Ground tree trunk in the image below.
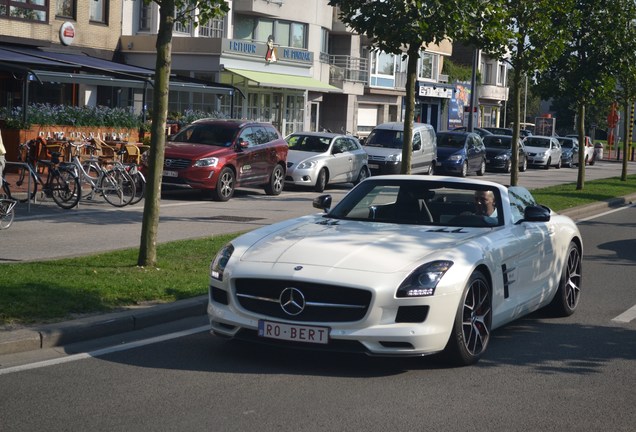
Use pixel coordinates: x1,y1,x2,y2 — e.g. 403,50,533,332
576,103,585,190
401,45,419,175
510,67,523,186
137,1,175,267
622,100,630,181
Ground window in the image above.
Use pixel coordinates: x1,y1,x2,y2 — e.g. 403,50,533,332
56,0,74,19
497,64,506,86
483,63,493,85
174,5,192,34
89,0,108,24
373,52,395,76
199,17,224,38
139,1,151,31
419,52,433,80
1,0,48,22
234,15,307,48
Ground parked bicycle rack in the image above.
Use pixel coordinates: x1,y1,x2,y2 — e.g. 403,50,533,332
5,161,33,212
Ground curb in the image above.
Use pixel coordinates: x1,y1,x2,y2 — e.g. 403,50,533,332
2,193,635,357
0,296,208,356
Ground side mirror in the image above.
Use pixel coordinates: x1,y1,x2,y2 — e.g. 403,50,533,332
313,194,332,212
523,205,551,222
237,139,249,150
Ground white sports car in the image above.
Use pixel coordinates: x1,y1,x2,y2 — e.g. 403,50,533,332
207,176,582,366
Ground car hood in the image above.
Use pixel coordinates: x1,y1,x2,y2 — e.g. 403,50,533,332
239,217,483,273
165,141,233,158
287,150,327,165
362,146,402,157
437,146,463,160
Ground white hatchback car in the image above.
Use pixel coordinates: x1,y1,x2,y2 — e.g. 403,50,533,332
524,135,562,169
285,132,369,192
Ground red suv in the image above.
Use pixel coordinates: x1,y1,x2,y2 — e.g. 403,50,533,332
161,119,288,201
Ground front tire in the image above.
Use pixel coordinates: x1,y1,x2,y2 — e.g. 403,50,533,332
547,242,582,316
264,164,284,196
354,166,370,184
544,157,551,170
520,156,528,172
477,159,486,176
459,161,468,178
314,168,328,192
211,167,235,202
50,168,81,209
442,270,492,366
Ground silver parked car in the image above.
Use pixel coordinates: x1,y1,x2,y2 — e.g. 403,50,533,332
285,132,370,192
524,135,562,169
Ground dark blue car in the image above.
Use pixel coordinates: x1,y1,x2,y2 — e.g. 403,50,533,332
435,131,487,177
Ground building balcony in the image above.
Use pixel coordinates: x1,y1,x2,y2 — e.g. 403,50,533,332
326,54,368,88
479,84,509,101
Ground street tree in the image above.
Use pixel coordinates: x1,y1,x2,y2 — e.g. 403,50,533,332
328,0,507,175
610,0,636,181
492,0,571,186
536,0,627,190
138,0,229,267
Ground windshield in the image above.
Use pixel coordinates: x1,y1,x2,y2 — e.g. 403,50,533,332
324,179,503,227
437,134,466,148
171,124,236,147
483,136,511,149
558,139,575,148
365,129,404,149
286,135,331,152
525,138,550,148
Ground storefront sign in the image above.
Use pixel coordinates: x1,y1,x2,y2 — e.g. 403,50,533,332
59,22,75,46
418,85,453,99
223,39,312,65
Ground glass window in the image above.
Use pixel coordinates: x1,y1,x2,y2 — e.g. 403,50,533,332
255,19,273,43
374,52,395,76
56,0,74,18
290,22,306,48
89,0,107,23
139,2,151,31
199,17,224,38
234,15,255,40
275,21,290,47
2,0,48,21
419,53,433,80
174,5,192,34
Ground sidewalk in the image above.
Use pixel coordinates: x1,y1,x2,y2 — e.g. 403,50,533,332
2,192,636,357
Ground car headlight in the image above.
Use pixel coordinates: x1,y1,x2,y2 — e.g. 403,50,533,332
297,160,317,169
194,157,219,168
386,153,402,162
210,243,234,281
396,260,453,297
449,154,463,161
494,154,509,160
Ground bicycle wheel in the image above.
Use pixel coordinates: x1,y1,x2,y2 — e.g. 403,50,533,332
0,200,15,229
100,168,135,207
128,169,146,205
14,165,38,203
49,168,81,209
79,161,101,199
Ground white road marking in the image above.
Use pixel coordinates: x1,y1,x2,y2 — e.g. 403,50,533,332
612,305,636,323
0,325,208,376
578,203,636,222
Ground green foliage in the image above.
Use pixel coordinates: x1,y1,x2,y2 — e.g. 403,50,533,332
442,59,474,83
0,104,143,129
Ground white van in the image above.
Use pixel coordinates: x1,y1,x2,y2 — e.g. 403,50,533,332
362,122,437,175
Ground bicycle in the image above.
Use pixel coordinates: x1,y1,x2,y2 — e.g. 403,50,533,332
64,140,136,207
13,138,81,210
1,177,18,229
110,143,146,205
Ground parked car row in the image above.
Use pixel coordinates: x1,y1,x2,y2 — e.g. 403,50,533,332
156,118,598,202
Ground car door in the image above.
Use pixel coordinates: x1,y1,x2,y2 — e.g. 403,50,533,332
328,137,355,183
466,134,482,171
235,126,263,184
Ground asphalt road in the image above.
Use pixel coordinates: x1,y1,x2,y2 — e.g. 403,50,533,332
1,158,635,263
0,205,634,432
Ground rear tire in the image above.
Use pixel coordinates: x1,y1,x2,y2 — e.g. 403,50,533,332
264,164,284,196
0,200,15,229
128,170,146,205
442,270,492,366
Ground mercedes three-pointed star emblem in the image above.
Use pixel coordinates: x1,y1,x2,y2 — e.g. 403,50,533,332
279,287,306,316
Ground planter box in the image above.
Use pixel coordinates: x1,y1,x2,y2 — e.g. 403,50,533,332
0,125,139,163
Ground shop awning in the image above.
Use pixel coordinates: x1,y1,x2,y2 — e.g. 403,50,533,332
225,67,341,93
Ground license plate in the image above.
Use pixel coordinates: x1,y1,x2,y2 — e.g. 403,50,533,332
163,170,178,177
368,163,379,169
258,320,329,344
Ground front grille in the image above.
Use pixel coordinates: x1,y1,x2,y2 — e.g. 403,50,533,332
164,158,191,169
234,278,371,323
367,155,387,162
